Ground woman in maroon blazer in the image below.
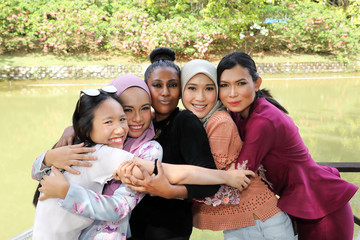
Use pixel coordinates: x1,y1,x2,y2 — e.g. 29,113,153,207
217,51,358,240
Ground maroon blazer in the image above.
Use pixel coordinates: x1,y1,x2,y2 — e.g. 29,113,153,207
231,97,358,219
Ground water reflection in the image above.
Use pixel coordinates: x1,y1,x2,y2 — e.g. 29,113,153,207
0,74,359,239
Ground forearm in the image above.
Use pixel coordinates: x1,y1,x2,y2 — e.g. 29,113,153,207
127,158,188,199
158,184,188,199
61,184,142,222
132,158,229,185
162,164,229,185
132,157,156,178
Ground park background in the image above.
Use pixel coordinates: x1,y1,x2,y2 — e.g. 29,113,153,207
1,0,360,239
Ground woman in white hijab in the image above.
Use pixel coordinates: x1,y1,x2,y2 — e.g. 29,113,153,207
180,59,295,240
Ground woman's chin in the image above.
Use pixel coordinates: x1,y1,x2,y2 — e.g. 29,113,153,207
128,131,143,138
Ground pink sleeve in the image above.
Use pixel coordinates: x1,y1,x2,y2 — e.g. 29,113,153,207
236,116,275,171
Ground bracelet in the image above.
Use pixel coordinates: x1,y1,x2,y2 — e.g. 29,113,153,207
153,159,159,175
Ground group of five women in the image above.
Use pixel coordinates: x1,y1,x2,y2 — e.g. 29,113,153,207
32,47,358,240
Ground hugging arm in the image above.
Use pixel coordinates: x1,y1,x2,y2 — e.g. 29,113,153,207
31,143,97,181
38,167,143,222
62,184,144,222
115,158,255,191
38,141,163,221
115,160,188,199
115,112,254,197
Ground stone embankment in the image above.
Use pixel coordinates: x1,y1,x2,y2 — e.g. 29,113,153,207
1,61,360,80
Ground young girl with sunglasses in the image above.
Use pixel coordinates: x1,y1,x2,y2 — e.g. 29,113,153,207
33,86,151,240
217,51,358,240
32,79,162,240
180,59,295,240
32,77,250,240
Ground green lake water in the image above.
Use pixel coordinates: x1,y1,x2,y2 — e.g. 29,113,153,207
1,73,359,239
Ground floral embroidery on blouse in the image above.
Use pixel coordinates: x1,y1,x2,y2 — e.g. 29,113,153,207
72,202,85,214
195,161,248,206
195,160,273,207
196,185,241,206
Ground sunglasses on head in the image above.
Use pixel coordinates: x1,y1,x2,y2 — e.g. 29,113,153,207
77,85,118,113
80,85,118,96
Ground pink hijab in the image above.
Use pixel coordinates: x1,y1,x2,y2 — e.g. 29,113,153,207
108,75,155,156
103,75,155,196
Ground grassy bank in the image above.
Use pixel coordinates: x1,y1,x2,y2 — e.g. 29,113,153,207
0,52,346,67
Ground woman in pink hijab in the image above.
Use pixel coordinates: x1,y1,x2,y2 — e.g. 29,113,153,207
103,75,161,195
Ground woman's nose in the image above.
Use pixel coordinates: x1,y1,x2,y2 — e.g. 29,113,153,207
114,123,125,134
196,90,206,101
161,86,170,96
133,111,141,122
229,86,237,97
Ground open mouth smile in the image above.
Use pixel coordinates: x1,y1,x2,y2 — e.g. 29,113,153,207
109,137,124,145
192,104,207,111
129,125,143,132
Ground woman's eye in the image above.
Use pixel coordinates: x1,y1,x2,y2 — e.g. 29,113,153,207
142,106,150,111
123,108,132,112
152,83,162,88
169,83,178,88
187,86,196,91
120,118,127,122
105,121,112,124
206,87,215,91
219,84,228,88
238,81,246,86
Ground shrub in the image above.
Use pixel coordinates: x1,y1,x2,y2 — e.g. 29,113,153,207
266,2,360,60
0,0,359,61
111,10,229,58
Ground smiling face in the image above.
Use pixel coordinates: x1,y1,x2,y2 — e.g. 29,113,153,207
219,64,262,119
119,87,152,138
182,73,217,119
147,66,180,121
90,98,129,149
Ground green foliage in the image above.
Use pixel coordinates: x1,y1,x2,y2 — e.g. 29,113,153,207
265,1,360,60
0,0,359,60
0,0,111,53
345,0,360,24
111,8,229,57
201,0,267,37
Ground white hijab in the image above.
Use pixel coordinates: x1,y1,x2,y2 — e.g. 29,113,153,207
181,59,226,128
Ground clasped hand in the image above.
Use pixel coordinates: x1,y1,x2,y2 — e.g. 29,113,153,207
224,163,255,192
113,160,175,198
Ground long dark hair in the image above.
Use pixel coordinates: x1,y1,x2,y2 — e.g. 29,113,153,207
217,51,288,114
33,90,123,207
144,47,181,83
